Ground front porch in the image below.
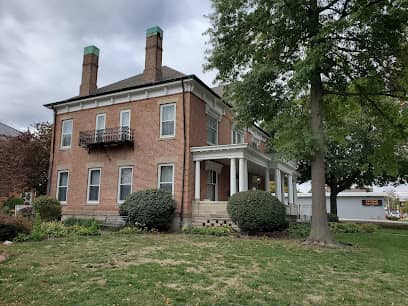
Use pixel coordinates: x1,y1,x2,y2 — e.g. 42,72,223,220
190,144,300,227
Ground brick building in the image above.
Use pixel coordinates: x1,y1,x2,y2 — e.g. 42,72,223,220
44,26,299,227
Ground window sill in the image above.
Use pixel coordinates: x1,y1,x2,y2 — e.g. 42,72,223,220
159,136,176,141
60,146,72,151
85,202,100,206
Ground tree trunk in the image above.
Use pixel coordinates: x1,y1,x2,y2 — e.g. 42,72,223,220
330,188,338,216
306,72,334,245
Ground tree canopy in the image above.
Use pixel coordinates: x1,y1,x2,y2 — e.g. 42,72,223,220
205,0,408,245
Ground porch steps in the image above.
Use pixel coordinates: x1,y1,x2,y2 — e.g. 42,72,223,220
191,201,238,229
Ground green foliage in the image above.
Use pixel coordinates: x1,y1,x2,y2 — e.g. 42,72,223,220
114,226,146,235
387,216,400,221
63,217,99,228
16,206,34,219
330,222,378,234
183,225,232,236
227,190,288,233
284,223,311,239
327,213,339,223
0,215,32,241
3,197,24,210
32,196,61,222
119,189,176,231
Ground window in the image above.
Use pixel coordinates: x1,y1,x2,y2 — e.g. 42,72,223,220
87,168,101,203
232,128,244,144
207,116,218,145
158,164,174,194
56,171,69,203
206,170,217,201
120,110,131,140
160,104,176,138
118,167,132,203
251,137,261,149
61,119,73,148
95,114,106,142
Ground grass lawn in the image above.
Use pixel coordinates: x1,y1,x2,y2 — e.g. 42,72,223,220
1,229,408,305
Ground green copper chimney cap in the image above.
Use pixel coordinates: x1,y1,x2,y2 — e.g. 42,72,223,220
84,45,100,56
146,26,163,38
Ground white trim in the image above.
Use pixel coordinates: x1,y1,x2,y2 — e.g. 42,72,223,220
157,163,175,195
95,113,106,130
205,160,223,174
87,168,101,204
206,169,218,201
56,170,69,204
117,166,133,204
120,109,131,128
232,126,244,144
160,103,176,138
60,119,73,149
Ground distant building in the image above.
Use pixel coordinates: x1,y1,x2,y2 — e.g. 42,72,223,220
0,122,20,140
294,192,386,220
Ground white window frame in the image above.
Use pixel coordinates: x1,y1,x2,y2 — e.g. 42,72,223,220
160,103,176,138
56,170,69,204
157,163,175,195
95,113,106,141
60,119,73,149
120,110,131,128
117,166,133,204
87,168,101,204
207,115,218,145
232,127,244,144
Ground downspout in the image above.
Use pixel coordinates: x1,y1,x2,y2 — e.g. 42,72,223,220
46,107,57,196
179,79,187,228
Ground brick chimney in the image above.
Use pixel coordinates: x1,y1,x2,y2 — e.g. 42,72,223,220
143,26,163,82
79,45,99,96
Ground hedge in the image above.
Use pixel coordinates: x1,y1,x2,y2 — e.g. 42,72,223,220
32,196,62,222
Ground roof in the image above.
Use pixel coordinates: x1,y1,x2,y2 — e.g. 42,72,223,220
93,66,185,95
0,122,21,137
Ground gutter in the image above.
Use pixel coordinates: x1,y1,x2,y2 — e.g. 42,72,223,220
46,107,57,195
179,79,187,227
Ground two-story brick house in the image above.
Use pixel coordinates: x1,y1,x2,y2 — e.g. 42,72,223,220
44,26,299,227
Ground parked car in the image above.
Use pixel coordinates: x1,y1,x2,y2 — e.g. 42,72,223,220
388,211,400,219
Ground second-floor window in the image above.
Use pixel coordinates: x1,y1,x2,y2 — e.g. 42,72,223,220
207,116,218,145
160,103,176,138
87,168,101,203
56,170,69,203
95,113,106,142
61,119,73,148
232,128,244,144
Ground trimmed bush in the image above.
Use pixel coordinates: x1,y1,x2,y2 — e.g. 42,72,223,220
0,215,32,241
119,189,176,230
327,213,339,222
32,196,61,222
227,190,288,233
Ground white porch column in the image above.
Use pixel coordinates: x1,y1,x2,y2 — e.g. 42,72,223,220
288,175,294,204
265,168,270,192
194,161,200,200
293,177,298,204
238,158,248,192
230,158,237,196
275,168,282,201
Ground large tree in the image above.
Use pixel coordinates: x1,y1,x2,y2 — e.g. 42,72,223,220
205,0,408,245
294,96,408,215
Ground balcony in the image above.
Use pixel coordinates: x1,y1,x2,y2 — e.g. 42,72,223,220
79,127,134,151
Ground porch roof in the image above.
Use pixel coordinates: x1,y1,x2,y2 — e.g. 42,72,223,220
190,144,299,176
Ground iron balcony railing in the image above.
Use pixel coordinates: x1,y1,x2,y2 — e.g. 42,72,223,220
79,127,134,148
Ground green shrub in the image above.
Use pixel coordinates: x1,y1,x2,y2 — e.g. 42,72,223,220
0,215,32,241
329,222,378,234
32,196,61,222
63,217,99,228
387,216,400,221
227,190,288,233
284,223,311,239
3,197,24,210
327,213,339,222
183,225,233,236
16,206,34,219
119,189,176,231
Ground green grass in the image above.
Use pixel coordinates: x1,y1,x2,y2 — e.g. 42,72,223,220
1,229,408,305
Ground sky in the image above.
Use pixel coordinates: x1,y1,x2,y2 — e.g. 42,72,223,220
0,0,216,130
